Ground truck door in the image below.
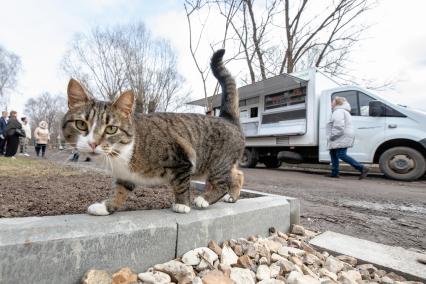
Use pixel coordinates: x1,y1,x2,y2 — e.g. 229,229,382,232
330,90,386,162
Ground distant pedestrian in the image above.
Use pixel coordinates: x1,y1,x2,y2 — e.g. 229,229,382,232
34,121,50,158
5,111,24,158
19,117,32,156
0,111,8,155
326,97,369,179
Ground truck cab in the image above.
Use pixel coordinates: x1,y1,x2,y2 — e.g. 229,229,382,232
319,86,426,181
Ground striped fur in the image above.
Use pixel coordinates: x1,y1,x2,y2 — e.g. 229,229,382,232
62,49,245,215
211,49,240,125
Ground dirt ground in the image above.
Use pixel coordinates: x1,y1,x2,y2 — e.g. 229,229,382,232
0,155,175,218
1,148,425,252
241,166,426,252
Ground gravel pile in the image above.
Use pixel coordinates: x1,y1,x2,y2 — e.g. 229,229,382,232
81,225,422,284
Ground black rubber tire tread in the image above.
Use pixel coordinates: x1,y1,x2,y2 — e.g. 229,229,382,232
379,146,426,181
239,148,258,168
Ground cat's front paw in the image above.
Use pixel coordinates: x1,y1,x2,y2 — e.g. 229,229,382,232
223,194,237,203
172,203,191,213
194,196,210,209
87,202,111,216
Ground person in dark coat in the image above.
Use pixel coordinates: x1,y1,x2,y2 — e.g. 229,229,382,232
0,111,8,155
5,111,23,158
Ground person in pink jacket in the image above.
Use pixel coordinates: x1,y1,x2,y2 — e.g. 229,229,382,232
34,121,50,158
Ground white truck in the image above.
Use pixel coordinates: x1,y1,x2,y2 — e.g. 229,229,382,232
189,69,426,181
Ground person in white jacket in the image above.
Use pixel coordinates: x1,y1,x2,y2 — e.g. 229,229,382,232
19,117,32,156
326,97,369,179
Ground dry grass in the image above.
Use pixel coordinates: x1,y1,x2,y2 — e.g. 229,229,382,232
0,156,81,177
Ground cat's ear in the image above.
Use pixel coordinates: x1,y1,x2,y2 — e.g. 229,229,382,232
113,90,134,117
67,79,90,109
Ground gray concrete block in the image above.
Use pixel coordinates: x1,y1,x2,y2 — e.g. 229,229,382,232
0,211,177,284
174,196,291,256
0,186,299,284
309,231,426,281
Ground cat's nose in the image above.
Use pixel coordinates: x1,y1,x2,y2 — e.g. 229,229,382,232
88,142,97,151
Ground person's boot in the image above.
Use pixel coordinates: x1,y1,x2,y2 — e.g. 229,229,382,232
359,167,369,180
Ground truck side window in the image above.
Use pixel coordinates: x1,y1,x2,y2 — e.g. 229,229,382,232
331,91,359,115
358,92,375,116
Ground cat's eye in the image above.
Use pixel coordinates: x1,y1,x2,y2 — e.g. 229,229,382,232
75,120,88,131
105,125,118,135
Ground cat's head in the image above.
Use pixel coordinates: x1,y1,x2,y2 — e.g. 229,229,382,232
62,79,135,158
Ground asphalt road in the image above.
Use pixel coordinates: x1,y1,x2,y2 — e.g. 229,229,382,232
241,166,426,252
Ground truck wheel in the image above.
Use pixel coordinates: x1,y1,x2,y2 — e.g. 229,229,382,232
379,147,426,181
239,149,258,168
263,157,282,168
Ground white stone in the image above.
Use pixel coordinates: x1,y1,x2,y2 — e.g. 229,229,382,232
269,262,281,278
262,239,283,253
259,256,269,265
319,268,337,281
292,225,306,236
256,265,271,281
181,247,218,270
154,260,195,283
230,267,255,284
324,256,344,273
278,246,305,257
338,270,363,284
271,253,287,262
138,271,171,284
295,275,321,284
192,276,203,284
258,280,286,284
221,245,238,266
380,276,395,284
286,271,303,284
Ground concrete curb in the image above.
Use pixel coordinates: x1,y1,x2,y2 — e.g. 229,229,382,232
310,231,426,281
0,186,298,284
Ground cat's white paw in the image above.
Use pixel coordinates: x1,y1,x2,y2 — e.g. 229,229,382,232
172,203,191,213
87,202,110,216
223,194,236,203
194,196,209,209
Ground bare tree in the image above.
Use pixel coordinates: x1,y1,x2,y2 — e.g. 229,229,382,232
24,92,67,141
0,45,21,109
61,27,128,101
185,0,373,86
62,23,187,113
119,23,187,113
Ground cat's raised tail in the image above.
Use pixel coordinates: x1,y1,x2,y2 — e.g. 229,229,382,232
210,49,239,125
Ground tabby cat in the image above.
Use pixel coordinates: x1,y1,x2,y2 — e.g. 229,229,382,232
62,49,245,215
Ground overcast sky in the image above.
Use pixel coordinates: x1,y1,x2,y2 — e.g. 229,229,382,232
1,0,425,116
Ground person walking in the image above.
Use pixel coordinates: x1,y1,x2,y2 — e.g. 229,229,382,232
19,117,32,156
0,111,8,155
5,111,24,158
34,121,50,158
326,96,369,179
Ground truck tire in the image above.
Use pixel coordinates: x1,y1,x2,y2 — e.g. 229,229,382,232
263,157,282,168
239,148,258,168
379,147,426,181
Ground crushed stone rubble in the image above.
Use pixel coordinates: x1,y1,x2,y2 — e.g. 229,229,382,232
81,224,424,284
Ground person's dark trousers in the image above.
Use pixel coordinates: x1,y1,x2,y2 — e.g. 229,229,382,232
5,135,19,157
330,148,364,176
0,137,5,155
35,144,47,157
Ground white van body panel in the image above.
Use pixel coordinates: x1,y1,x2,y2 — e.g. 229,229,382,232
319,86,426,162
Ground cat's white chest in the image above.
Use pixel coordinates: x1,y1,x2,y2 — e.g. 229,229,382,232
109,143,167,186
